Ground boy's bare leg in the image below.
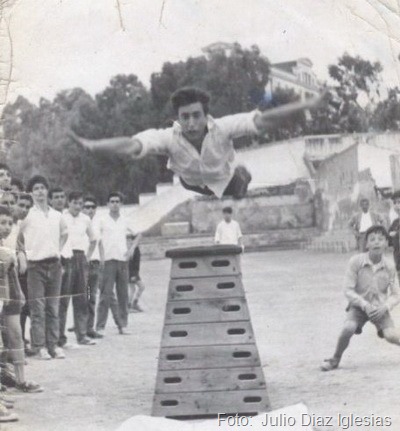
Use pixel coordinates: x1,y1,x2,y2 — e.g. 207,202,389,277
132,280,145,312
128,283,135,308
321,320,358,371
382,328,400,345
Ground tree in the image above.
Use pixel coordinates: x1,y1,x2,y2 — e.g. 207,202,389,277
150,42,270,122
371,87,400,132
310,53,383,134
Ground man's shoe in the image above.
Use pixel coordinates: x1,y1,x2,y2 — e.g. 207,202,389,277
38,349,52,360
87,330,104,339
67,327,75,332
132,300,144,312
78,337,97,346
52,347,66,359
0,366,17,388
0,403,18,422
118,327,132,335
25,347,36,357
321,358,339,372
15,381,44,394
0,396,14,409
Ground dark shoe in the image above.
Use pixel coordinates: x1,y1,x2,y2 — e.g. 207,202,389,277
15,381,44,394
0,366,17,388
25,347,37,357
118,327,132,335
67,327,75,333
321,358,339,372
50,347,66,359
87,330,104,339
78,337,97,346
132,300,144,312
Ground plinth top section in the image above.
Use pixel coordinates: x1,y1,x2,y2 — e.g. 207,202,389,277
166,244,242,259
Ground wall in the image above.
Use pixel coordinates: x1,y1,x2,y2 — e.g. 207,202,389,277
191,193,314,234
315,143,360,231
314,142,391,232
144,183,315,237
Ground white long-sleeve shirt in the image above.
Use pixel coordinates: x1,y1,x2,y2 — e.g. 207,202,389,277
131,112,258,197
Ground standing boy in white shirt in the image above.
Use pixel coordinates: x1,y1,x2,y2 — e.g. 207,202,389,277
60,192,96,346
96,192,134,335
18,176,68,360
215,207,243,248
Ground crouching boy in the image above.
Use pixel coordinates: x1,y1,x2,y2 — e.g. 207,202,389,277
321,225,400,371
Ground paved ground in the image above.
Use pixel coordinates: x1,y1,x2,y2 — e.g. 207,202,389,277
5,250,400,431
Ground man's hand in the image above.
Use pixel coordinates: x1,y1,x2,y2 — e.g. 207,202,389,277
68,130,96,151
68,130,140,156
368,305,388,322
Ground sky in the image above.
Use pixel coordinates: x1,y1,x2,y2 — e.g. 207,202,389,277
3,0,400,105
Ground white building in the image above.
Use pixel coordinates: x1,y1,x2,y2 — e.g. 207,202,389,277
266,58,321,101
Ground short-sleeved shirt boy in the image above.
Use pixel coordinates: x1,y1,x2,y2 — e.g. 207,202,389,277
344,253,400,311
131,112,259,197
19,205,68,261
215,219,242,246
344,253,400,333
98,213,133,262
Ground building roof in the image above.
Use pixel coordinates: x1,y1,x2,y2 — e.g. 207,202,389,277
272,58,313,74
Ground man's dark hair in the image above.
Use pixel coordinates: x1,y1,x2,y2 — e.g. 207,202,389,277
49,187,65,200
392,190,400,201
171,87,210,115
18,193,33,205
68,191,84,202
10,178,24,192
222,206,233,214
84,195,97,206
108,192,124,203
0,205,12,218
365,225,389,242
0,163,11,173
27,175,49,193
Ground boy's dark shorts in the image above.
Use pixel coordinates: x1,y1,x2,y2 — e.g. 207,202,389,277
346,306,394,338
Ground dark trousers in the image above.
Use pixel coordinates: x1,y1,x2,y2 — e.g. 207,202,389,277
180,165,252,199
58,257,72,346
71,251,89,342
19,273,29,341
96,260,128,331
87,260,100,333
27,258,62,351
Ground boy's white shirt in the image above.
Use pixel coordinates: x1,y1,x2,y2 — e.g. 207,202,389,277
214,219,242,245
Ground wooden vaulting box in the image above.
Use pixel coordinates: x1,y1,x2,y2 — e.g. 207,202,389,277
152,245,270,418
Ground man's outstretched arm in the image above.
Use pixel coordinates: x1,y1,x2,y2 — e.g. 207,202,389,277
69,131,143,157
253,91,327,135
